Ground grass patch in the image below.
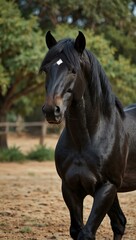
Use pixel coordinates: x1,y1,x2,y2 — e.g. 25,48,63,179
31,222,46,227
20,226,32,233
0,145,54,162
27,172,36,177
0,222,8,227
0,146,25,162
26,145,54,161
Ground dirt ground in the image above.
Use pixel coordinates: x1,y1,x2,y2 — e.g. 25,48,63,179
8,133,58,153
0,135,135,240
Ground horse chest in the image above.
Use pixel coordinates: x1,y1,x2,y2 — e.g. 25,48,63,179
61,152,98,195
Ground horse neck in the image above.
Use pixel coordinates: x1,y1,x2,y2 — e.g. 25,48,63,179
65,94,101,149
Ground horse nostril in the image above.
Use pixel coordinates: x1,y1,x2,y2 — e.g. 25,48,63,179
54,105,60,116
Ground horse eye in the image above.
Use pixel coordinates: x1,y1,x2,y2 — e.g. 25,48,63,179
67,88,72,93
71,69,76,74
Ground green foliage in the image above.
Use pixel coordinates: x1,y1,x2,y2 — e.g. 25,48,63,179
0,146,25,162
110,56,136,104
104,26,136,62
13,96,37,117
0,0,45,117
0,1,44,76
0,64,10,95
17,0,136,63
26,145,54,161
20,226,32,233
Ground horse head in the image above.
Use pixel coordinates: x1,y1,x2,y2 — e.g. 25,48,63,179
41,31,87,124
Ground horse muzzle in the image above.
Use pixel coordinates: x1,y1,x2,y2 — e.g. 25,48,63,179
42,104,63,124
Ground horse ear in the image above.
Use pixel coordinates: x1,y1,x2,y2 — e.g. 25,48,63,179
74,31,86,54
46,31,57,49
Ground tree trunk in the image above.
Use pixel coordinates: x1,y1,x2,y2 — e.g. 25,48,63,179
0,112,8,149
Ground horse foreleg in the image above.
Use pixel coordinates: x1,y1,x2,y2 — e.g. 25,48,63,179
62,182,84,240
77,181,117,240
108,194,126,240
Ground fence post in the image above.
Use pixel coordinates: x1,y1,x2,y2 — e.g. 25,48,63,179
39,121,47,145
16,116,24,136
6,122,9,134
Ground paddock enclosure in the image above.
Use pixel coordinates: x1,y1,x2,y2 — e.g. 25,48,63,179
0,136,135,240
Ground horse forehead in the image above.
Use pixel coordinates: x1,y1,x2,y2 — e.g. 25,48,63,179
47,61,68,89
54,59,65,71
50,59,68,75
56,58,63,65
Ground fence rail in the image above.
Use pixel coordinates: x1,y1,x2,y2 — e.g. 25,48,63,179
0,121,61,145
0,121,44,127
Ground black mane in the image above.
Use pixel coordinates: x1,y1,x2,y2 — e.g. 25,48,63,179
40,38,125,119
85,50,125,118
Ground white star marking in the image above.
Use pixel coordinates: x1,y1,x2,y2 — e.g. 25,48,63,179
56,59,63,65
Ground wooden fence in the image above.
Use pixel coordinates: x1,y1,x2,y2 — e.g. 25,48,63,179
0,121,62,145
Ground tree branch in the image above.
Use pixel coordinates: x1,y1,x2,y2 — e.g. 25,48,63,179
6,72,36,101
2,82,43,110
6,76,22,101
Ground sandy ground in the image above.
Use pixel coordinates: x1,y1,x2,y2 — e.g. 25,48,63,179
8,133,58,153
0,135,135,240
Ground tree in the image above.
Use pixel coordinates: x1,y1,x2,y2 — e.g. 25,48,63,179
0,0,45,148
16,0,136,63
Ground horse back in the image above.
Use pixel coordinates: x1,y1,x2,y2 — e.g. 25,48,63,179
119,104,136,192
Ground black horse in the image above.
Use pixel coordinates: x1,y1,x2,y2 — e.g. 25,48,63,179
40,31,136,240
